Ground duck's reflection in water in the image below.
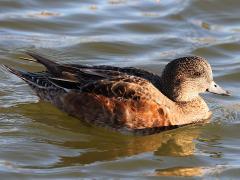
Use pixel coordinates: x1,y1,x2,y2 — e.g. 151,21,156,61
11,102,205,177
58,124,202,166
154,166,204,177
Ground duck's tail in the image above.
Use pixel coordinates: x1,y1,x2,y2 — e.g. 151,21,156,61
24,52,109,80
2,51,65,78
26,52,65,76
18,52,79,79
2,64,49,89
2,52,114,100
1,63,67,102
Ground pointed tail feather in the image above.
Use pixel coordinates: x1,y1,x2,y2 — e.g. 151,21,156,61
2,65,49,89
25,52,112,81
2,64,68,101
24,52,96,78
2,65,76,90
2,65,27,79
26,52,62,76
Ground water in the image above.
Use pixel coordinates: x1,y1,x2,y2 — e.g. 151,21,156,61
0,0,240,179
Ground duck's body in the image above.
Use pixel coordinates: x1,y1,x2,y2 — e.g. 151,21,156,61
3,53,229,134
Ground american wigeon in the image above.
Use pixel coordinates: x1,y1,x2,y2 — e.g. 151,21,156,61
3,52,230,135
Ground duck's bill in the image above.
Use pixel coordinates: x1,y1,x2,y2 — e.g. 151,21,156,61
206,81,230,96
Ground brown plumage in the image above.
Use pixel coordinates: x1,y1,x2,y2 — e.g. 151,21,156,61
2,52,230,135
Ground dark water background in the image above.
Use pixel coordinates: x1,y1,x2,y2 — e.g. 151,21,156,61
0,0,240,179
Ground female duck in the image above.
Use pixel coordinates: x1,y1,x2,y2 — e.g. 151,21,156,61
3,53,229,134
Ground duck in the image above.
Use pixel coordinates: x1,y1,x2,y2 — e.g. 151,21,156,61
2,52,230,135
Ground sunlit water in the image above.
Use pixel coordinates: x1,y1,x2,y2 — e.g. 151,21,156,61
0,0,240,179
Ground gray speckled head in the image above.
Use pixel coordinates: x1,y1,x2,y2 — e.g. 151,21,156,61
161,56,229,102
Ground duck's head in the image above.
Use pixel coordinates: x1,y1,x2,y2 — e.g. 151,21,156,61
161,56,230,102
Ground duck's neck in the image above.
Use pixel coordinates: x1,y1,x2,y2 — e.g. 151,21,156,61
170,96,211,126
178,96,211,121
158,77,178,102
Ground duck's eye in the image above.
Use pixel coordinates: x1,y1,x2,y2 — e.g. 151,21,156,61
193,72,201,77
